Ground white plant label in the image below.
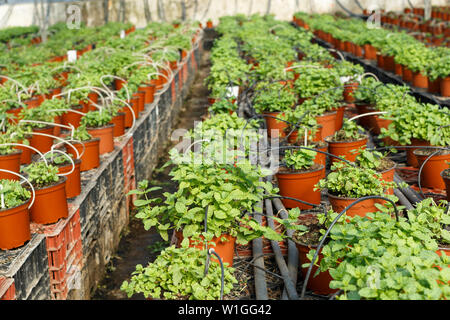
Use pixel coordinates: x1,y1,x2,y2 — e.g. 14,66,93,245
226,85,239,99
340,76,351,84
120,30,125,39
67,50,77,62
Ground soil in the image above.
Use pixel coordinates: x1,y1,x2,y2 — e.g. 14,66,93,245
277,163,322,174
292,213,323,246
91,51,211,300
414,148,450,156
377,157,396,172
327,131,367,143
443,169,450,179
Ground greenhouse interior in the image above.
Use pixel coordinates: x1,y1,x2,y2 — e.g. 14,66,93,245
0,0,449,306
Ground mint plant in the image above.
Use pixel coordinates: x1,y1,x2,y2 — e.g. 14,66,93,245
0,179,31,209
284,148,317,171
81,110,113,128
23,161,60,188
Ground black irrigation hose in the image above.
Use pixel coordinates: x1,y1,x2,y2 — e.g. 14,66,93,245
252,199,269,300
393,188,414,210
300,195,399,299
264,195,322,209
393,173,424,205
265,198,299,300
272,198,299,301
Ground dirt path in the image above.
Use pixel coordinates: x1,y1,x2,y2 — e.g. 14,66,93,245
92,51,211,300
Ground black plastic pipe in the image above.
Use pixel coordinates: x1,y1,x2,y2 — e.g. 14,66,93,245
252,199,269,300
393,189,414,210
265,198,299,300
272,198,299,301
393,173,424,205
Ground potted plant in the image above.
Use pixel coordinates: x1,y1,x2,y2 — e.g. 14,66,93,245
355,149,397,194
121,244,238,300
80,110,115,155
325,119,368,164
309,210,450,300
316,161,397,217
252,81,297,138
0,179,32,250
333,60,364,103
442,165,450,201
65,125,100,172
0,132,24,180
22,161,68,224
44,151,81,199
276,148,325,210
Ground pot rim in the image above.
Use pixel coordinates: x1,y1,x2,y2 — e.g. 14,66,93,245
0,198,30,215
325,135,368,144
33,175,67,192
378,161,397,174
276,164,324,176
87,123,115,130
0,148,23,157
413,148,450,157
71,137,101,144
326,191,376,202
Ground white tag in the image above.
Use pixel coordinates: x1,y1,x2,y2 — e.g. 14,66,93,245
226,85,239,99
340,76,351,84
67,50,77,62
120,30,125,39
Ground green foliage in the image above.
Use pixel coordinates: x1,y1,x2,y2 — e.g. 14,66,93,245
23,161,59,188
81,110,113,128
71,125,93,142
253,82,296,113
284,148,316,170
0,179,31,209
208,99,236,114
330,119,366,142
120,244,238,300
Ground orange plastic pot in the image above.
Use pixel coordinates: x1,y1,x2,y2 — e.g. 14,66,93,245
343,83,358,103
440,169,450,201
61,105,84,128
0,199,31,250
121,100,139,128
414,150,450,190
263,111,288,138
175,230,236,267
383,55,395,72
296,240,337,295
371,115,392,135
0,150,22,180
30,126,55,154
441,77,450,97
30,176,68,225
276,165,324,210
87,124,115,155
287,126,322,144
402,66,413,82
15,140,32,165
57,159,81,199
53,115,62,136
313,143,328,176
354,45,363,57
407,138,430,168
328,193,379,218
394,63,403,77
354,103,374,130
412,71,429,89
316,111,337,140
134,91,146,113
6,106,23,124
206,21,213,28
380,164,396,195
66,138,100,172
110,112,125,137
326,136,368,165
333,105,346,131
86,92,99,112
138,85,153,105
428,78,441,95
24,97,40,109
115,78,127,91
363,44,377,60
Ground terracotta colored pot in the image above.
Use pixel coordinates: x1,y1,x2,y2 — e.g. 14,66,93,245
206,21,213,28
394,63,403,77
30,176,68,225
66,138,100,172
87,124,115,155
115,78,127,91
30,126,55,154
53,115,62,136
0,199,31,250
414,150,450,190
326,136,368,165
354,103,374,130
57,159,81,198
371,115,392,136
263,111,288,138
334,105,346,131
110,112,126,137
276,165,325,210
440,169,450,201
24,97,40,109
313,142,328,169
0,150,22,180
15,140,32,165
376,54,385,69
175,230,235,267
407,138,430,168
363,44,377,60
121,99,139,128
6,106,23,124
287,126,322,144
138,84,154,105
402,66,413,82
343,83,358,103
380,164,396,195
328,193,379,218
440,77,450,97
316,111,337,140
296,240,338,295
129,97,140,119
61,105,84,128
383,55,395,72
354,45,363,57
428,78,441,94
412,71,429,89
